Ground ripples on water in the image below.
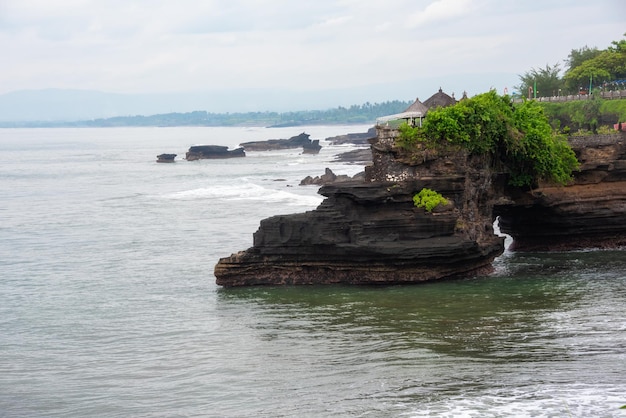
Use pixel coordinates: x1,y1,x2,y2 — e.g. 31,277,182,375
216,258,626,417
1,128,625,417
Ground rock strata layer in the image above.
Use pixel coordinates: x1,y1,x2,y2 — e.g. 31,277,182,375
215,179,504,286
215,126,505,286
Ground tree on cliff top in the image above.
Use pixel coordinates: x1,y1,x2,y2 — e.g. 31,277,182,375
517,63,564,98
399,90,579,187
516,34,626,96
563,34,626,93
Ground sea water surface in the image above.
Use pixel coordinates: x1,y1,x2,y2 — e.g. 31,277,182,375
1,127,625,417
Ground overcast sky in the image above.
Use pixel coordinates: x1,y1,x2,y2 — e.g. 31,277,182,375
1,0,625,111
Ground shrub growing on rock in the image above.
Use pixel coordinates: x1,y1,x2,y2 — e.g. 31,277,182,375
413,188,449,212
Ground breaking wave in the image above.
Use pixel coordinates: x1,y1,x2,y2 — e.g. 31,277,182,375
162,181,323,207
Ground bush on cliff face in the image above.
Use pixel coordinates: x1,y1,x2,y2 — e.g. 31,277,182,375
398,90,579,187
413,188,449,212
505,98,580,186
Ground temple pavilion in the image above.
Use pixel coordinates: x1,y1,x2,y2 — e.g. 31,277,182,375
376,88,457,127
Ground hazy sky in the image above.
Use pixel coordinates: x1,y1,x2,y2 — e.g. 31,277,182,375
1,0,625,109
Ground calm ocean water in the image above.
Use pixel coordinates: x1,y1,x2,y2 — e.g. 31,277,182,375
1,127,625,417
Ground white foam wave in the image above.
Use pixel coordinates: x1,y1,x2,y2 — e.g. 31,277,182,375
162,182,323,207
406,384,626,417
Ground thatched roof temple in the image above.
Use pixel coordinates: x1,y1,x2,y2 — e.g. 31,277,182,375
376,88,457,126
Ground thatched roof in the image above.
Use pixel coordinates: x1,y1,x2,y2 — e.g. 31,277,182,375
376,89,457,125
403,97,429,114
423,88,456,109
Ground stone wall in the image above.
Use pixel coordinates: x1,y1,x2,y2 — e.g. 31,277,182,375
568,132,625,148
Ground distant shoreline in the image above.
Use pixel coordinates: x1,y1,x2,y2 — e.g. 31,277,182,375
0,121,373,129
0,101,412,129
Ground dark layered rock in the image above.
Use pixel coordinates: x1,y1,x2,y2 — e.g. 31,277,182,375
326,128,376,164
334,148,372,164
240,132,321,154
300,168,365,186
302,139,322,154
215,126,504,287
156,153,177,163
215,127,626,287
186,145,245,160
494,132,626,251
325,127,376,145
215,176,504,287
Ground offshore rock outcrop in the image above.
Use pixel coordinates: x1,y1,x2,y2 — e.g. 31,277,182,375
240,132,321,154
156,153,177,163
186,145,245,160
333,148,372,164
215,128,626,287
325,127,377,145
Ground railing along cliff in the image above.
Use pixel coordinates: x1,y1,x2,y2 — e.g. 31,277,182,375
515,90,626,103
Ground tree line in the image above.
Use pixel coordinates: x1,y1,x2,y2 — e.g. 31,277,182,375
2,100,412,128
517,33,626,98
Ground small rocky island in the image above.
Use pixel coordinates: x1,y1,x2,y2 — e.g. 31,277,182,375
240,132,322,154
215,91,626,287
186,145,245,160
156,153,177,163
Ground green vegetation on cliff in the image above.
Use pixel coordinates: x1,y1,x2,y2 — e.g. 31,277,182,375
398,91,579,187
539,97,626,133
413,188,449,212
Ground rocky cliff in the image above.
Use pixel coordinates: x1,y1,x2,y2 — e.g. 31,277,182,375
495,133,626,250
214,128,626,287
215,126,505,286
